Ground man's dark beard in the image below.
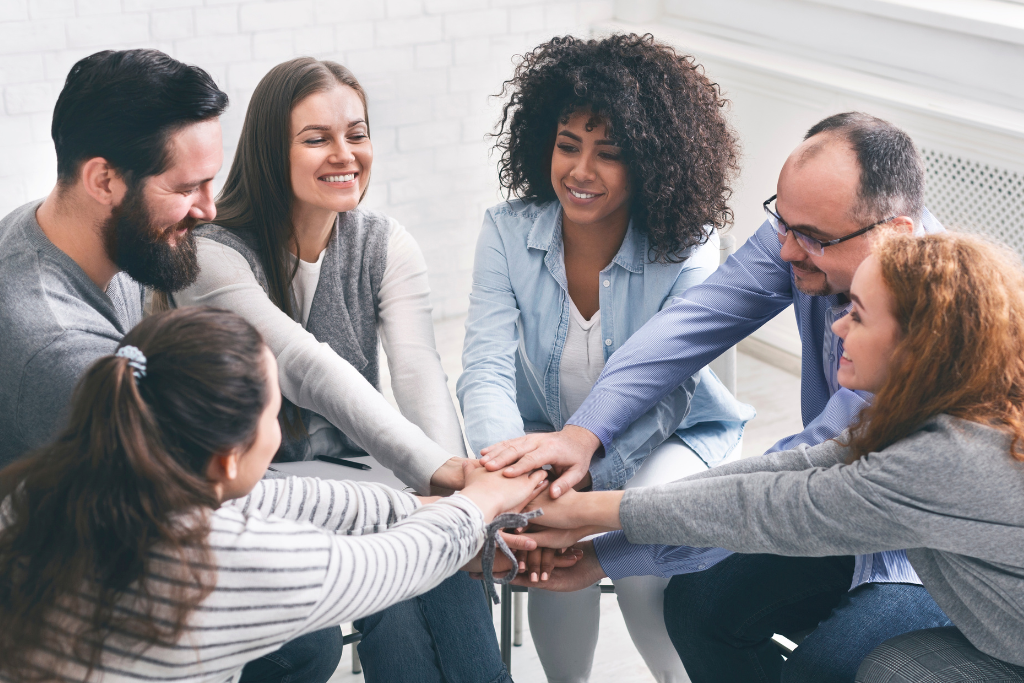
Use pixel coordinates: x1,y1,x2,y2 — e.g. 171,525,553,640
102,184,200,292
790,258,833,296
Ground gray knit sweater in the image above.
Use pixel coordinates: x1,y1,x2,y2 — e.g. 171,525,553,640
0,201,143,465
621,415,1024,666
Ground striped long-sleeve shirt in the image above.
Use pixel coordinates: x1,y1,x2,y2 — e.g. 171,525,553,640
17,477,485,682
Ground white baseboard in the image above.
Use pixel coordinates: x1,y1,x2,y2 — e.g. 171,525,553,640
738,337,802,376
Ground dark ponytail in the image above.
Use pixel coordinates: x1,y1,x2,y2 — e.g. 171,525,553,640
0,307,269,682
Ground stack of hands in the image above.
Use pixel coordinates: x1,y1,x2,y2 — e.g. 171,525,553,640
426,426,624,593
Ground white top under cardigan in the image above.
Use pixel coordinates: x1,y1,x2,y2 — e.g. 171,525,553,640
175,219,467,494
20,477,485,682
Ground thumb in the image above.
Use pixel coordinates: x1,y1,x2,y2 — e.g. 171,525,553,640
549,464,586,499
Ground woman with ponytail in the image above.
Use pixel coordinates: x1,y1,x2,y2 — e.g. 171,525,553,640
0,307,557,683
172,57,522,683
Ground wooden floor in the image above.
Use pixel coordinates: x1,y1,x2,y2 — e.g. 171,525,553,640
330,316,804,682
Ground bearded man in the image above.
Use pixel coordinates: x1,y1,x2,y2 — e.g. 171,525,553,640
0,50,350,683
0,49,227,465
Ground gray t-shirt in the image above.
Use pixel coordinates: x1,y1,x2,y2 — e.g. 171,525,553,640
620,414,1024,666
0,200,143,465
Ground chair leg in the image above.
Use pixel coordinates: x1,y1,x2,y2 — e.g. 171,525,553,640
500,583,512,672
513,590,523,646
351,641,361,674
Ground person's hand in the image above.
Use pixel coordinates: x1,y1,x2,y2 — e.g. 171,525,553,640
522,547,558,583
518,524,607,550
468,546,583,580
459,463,549,522
478,425,602,498
522,486,624,531
429,457,483,495
522,485,582,528
461,531,537,573
509,541,606,592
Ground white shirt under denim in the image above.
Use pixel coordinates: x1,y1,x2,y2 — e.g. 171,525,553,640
559,301,606,420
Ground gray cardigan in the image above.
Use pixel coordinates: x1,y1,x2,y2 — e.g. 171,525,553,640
621,415,1024,666
192,210,388,461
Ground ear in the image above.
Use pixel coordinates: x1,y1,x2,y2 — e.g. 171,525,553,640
78,157,129,207
205,450,241,489
890,215,915,234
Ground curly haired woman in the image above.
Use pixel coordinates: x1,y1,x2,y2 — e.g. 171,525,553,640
457,34,754,683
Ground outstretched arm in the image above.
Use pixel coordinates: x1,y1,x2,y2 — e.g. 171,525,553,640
480,224,795,496
569,224,793,450
179,238,455,494
226,477,421,534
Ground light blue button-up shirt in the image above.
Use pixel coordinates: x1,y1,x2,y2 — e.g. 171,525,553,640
583,212,942,589
457,199,754,491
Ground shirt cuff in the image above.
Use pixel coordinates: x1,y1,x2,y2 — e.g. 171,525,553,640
592,531,661,580
593,531,734,580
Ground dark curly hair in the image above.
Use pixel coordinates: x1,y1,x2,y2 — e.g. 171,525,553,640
494,34,739,262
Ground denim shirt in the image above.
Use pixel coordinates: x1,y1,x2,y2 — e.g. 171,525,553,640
457,199,754,491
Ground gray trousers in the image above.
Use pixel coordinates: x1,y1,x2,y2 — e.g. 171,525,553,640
856,627,1024,683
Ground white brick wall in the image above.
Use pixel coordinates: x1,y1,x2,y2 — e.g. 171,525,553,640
0,0,614,318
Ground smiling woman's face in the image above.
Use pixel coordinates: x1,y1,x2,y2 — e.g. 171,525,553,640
289,84,372,216
832,254,902,394
550,110,631,229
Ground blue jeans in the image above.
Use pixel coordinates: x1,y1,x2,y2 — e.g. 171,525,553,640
664,553,952,683
355,571,512,683
239,626,343,683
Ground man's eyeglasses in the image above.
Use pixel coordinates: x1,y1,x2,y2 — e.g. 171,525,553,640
763,194,895,257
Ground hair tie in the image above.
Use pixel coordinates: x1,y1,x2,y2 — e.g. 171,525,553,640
480,508,543,604
115,345,147,380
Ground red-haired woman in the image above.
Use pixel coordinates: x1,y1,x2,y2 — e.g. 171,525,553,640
520,232,1024,682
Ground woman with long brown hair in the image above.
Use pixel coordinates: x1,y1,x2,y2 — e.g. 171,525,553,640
171,57,519,683
175,57,467,492
0,307,551,683
513,232,1024,682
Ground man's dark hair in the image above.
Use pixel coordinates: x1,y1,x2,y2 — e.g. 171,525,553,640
805,112,924,224
52,49,228,185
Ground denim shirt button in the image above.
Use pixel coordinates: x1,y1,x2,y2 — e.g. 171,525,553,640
603,279,610,287
604,339,612,346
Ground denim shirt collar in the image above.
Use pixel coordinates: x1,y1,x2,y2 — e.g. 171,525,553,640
526,201,647,278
